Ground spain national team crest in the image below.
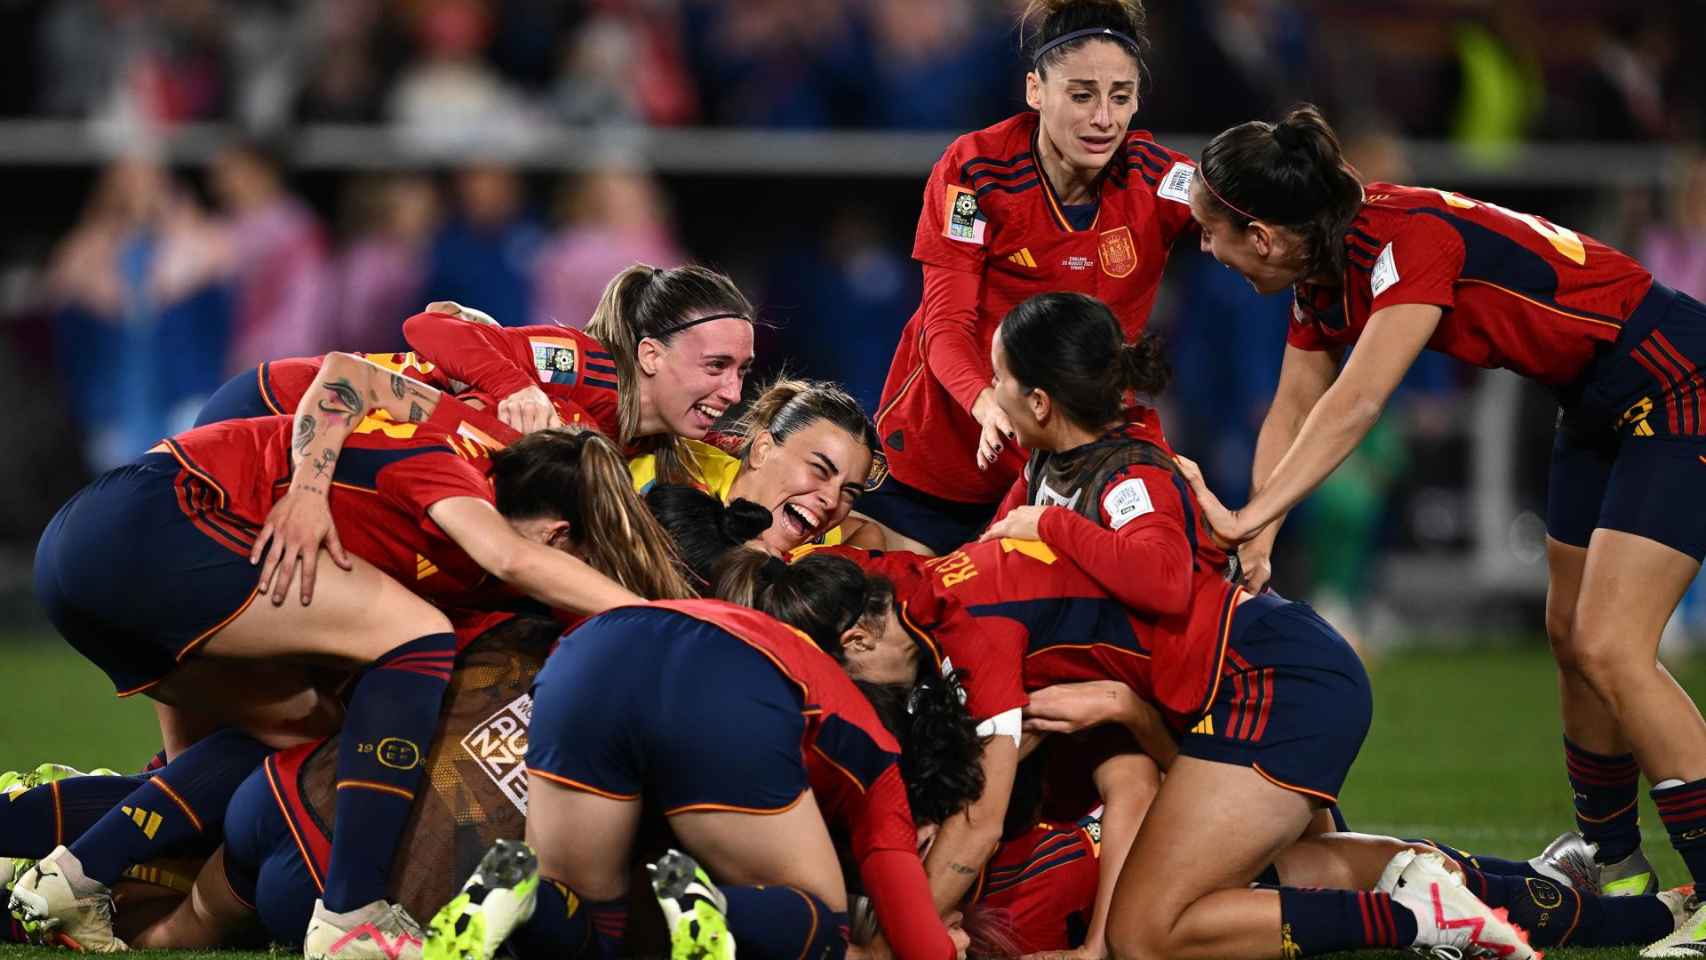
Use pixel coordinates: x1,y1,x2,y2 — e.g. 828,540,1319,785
1099,226,1137,278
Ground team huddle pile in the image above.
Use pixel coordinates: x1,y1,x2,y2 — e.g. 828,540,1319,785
9,1,1706,959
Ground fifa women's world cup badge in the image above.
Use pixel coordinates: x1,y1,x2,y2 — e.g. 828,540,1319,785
944,185,987,245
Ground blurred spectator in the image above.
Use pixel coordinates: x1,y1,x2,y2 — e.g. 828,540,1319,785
681,0,863,127
532,168,684,328
36,0,231,125
387,0,535,144
1144,0,1319,134
328,173,440,351
1449,11,1544,166
763,206,919,411
853,0,1014,130
422,165,544,327
293,0,401,125
1555,13,1683,142
209,139,332,371
45,156,231,470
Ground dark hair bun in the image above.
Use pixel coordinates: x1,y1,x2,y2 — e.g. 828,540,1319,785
721,498,774,543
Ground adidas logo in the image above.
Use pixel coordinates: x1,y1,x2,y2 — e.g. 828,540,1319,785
121,805,163,839
1007,248,1038,268
1190,715,1214,736
416,555,439,580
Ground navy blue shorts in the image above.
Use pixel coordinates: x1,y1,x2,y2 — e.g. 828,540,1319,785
854,472,996,555
1549,284,1706,560
526,608,811,814
1178,594,1371,804
34,451,262,695
195,365,283,426
223,765,318,947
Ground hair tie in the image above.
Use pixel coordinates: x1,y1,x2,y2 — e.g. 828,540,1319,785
1032,26,1141,67
759,555,790,583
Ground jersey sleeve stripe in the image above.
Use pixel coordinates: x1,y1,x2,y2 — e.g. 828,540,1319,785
966,164,1038,183
1348,227,1382,249
1126,139,1174,169
977,178,1041,197
960,151,1033,179
583,377,620,391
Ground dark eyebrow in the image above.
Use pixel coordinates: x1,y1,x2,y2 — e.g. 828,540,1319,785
1067,79,1136,90
703,353,736,364
812,451,841,476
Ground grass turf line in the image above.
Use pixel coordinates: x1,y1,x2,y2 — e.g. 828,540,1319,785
0,640,1701,959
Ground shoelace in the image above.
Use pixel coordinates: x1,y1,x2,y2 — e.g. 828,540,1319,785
1411,945,1464,960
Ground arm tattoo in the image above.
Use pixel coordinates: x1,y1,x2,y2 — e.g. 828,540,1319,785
310,448,337,480
317,378,363,423
390,373,408,399
947,862,979,876
293,415,317,456
408,401,426,423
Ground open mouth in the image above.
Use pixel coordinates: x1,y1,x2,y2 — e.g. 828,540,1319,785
778,501,822,540
1080,134,1117,153
688,402,725,428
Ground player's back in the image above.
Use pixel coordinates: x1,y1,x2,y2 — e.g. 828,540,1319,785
1294,183,1653,384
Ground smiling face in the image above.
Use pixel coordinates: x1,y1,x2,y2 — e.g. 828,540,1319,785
1188,177,1307,295
737,419,874,553
639,315,755,438
1026,40,1140,176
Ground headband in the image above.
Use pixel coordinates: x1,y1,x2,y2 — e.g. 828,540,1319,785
650,311,752,339
1197,167,1261,224
1033,26,1142,67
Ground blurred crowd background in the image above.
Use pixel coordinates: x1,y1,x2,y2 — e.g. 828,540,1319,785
2,0,1705,650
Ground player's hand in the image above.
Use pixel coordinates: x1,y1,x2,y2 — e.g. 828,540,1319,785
947,914,971,960
971,387,1018,471
1238,537,1275,593
980,504,1047,543
251,487,353,606
1023,680,1135,735
497,385,561,434
1172,455,1249,548
424,300,499,326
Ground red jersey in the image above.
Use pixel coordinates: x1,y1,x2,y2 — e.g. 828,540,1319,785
877,113,1197,504
255,312,620,435
401,312,621,436
1289,183,1654,386
650,600,953,960
980,814,1101,953
792,544,1029,734
164,405,503,610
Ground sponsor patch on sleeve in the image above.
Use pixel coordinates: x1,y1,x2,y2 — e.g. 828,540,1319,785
1102,477,1155,530
1157,162,1195,204
1371,242,1400,299
944,185,988,245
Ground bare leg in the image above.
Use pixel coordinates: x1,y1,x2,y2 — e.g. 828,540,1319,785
1106,758,1313,960
669,790,850,912
1571,530,1706,782
1546,537,1628,756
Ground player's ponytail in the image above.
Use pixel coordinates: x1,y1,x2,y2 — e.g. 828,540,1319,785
644,483,772,587
998,291,1165,431
714,550,885,659
856,670,986,825
1023,0,1148,81
1198,103,1366,278
734,376,882,476
584,262,756,484
490,429,694,600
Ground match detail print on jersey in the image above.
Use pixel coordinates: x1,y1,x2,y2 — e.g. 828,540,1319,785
1102,477,1155,530
944,185,988,246
1370,243,1399,298
1157,162,1195,205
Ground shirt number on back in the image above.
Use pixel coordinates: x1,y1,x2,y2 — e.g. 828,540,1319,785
1434,190,1587,266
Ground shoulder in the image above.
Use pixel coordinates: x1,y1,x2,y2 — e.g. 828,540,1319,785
937,114,1040,195
1122,130,1196,204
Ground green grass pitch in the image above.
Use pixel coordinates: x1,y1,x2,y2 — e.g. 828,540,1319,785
0,637,1701,960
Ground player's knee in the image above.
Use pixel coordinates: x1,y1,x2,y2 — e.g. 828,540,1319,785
1568,624,1653,697
1107,897,1174,960
1543,602,1576,656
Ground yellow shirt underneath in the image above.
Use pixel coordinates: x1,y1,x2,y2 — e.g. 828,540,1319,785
629,438,844,546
